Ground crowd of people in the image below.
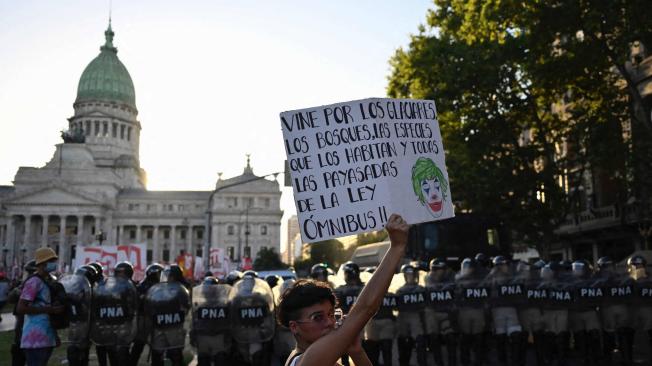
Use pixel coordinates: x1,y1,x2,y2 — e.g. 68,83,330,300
5,242,652,366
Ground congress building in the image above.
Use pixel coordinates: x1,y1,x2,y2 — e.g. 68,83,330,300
0,23,283,271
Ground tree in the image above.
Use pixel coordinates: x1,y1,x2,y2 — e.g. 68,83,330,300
357,230,388,246
253,247,286,271
310,239,346,267
387,0,652,256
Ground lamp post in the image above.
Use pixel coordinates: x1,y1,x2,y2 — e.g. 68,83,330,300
204,172,281,269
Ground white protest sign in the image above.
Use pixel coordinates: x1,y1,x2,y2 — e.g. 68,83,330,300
280,97,454,242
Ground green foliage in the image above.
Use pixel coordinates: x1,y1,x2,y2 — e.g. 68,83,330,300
388,0,652,255
310,239,346,267
253,247,287,271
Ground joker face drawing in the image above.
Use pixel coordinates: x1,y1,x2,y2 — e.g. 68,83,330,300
412,157,449,218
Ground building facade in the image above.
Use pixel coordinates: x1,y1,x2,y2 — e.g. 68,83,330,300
0,24,282,271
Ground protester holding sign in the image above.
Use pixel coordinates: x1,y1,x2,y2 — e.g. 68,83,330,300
278,213,409,366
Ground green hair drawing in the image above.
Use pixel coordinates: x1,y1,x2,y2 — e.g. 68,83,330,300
411,157,449,204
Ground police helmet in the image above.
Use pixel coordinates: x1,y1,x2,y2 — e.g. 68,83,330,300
168,264,184,281
492,255,509,266
475,253,490,267
89,262,104,277
114,261,134,279
541,264,555,280
572,259,591,277
429,258,447,271
76,265,97,283
342,261,360,276
24,260,37,274
146,263,164,280
203,276,219,285
597,256,613,270
533,260,547,270
559,260,572,271
243,270,258,279
204,271,213,277
364,266,376,273
627,255,647,267
401,263,418,274
225,270,242,285
310,263,329,279
265,274,281,289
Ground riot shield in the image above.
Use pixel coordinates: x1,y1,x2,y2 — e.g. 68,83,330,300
89,277,138,346
145,281,191,351
192,283,233,336
60,273,92,345
229,277,275,344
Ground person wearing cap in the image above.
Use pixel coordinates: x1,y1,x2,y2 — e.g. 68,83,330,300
16,247,65,366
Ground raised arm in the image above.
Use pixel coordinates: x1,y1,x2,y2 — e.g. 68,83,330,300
298,214,409,366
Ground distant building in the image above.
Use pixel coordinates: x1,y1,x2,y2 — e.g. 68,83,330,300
0,23,282,271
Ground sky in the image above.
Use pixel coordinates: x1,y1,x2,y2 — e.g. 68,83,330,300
0,1,432,248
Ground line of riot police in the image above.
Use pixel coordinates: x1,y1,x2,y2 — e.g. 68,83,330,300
316,254,652,366
53,262,292,366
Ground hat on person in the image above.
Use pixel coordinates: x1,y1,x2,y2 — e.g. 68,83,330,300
35,247,58,265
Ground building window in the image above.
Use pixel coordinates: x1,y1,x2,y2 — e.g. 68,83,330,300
178,204,185,212
227,225,235,235
120,125,125,139
147,230,153,239
180,230,186,240
163,249,170,262
127,127,132,141
227,246,235,261
85,121,91,135
129,230,136,240
243,246,251,258
246,197,254,208
227,197,238,207
147,250,153,262
103,122,108,136
163,230,170,239
263,198,271,207
95,121,100,136
260,225,268,235
147,204,154,211
197,230,203,240
112,123,117,138
196,248,203,257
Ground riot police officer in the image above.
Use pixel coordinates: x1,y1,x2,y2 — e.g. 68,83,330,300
230,273,275,365
595,256,633,363
516,261,545,366
487,256,525,365
334,261,364,366
628,255,652,361
63,266,95,366
90,262,138,366
456,258,489,366
568,259,602,365
311,263,335,288
226,270,243,286
395,263,427,366
191,276,233,366
265,274,281,290
425,258,457,366
539,262,572,366
147,264,191,366
129,263,163,366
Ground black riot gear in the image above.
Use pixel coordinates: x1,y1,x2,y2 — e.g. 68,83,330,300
114,261,134,280
61,271,93,366
226,270,242,286
401,264,419,286
265,275,281,289
89,262,104,279
146,263,164,281
342,261,361,285
429,257,447,271
310,263,330,282
243,270,258,278
396,265,427,366
76,265,97,284
203,276,219,285
191,281,233,366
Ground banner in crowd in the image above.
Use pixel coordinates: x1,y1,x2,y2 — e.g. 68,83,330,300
75,244,147,281
281,98,454,242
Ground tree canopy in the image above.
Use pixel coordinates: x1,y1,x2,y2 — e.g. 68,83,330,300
388,0,652,255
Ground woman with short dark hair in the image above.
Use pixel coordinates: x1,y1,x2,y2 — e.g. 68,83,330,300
278,214,409,366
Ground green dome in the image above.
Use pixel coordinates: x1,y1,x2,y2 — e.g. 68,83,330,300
76,23,136,108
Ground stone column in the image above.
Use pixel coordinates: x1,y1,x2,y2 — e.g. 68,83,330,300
136,225,142,244
59,216,67,269
24,215,32,251
77,215,85,247
105,215,114,245
94,216,101,243
6,217,15,267
153,226,160,262
42,215,49,247
170,226,177,262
